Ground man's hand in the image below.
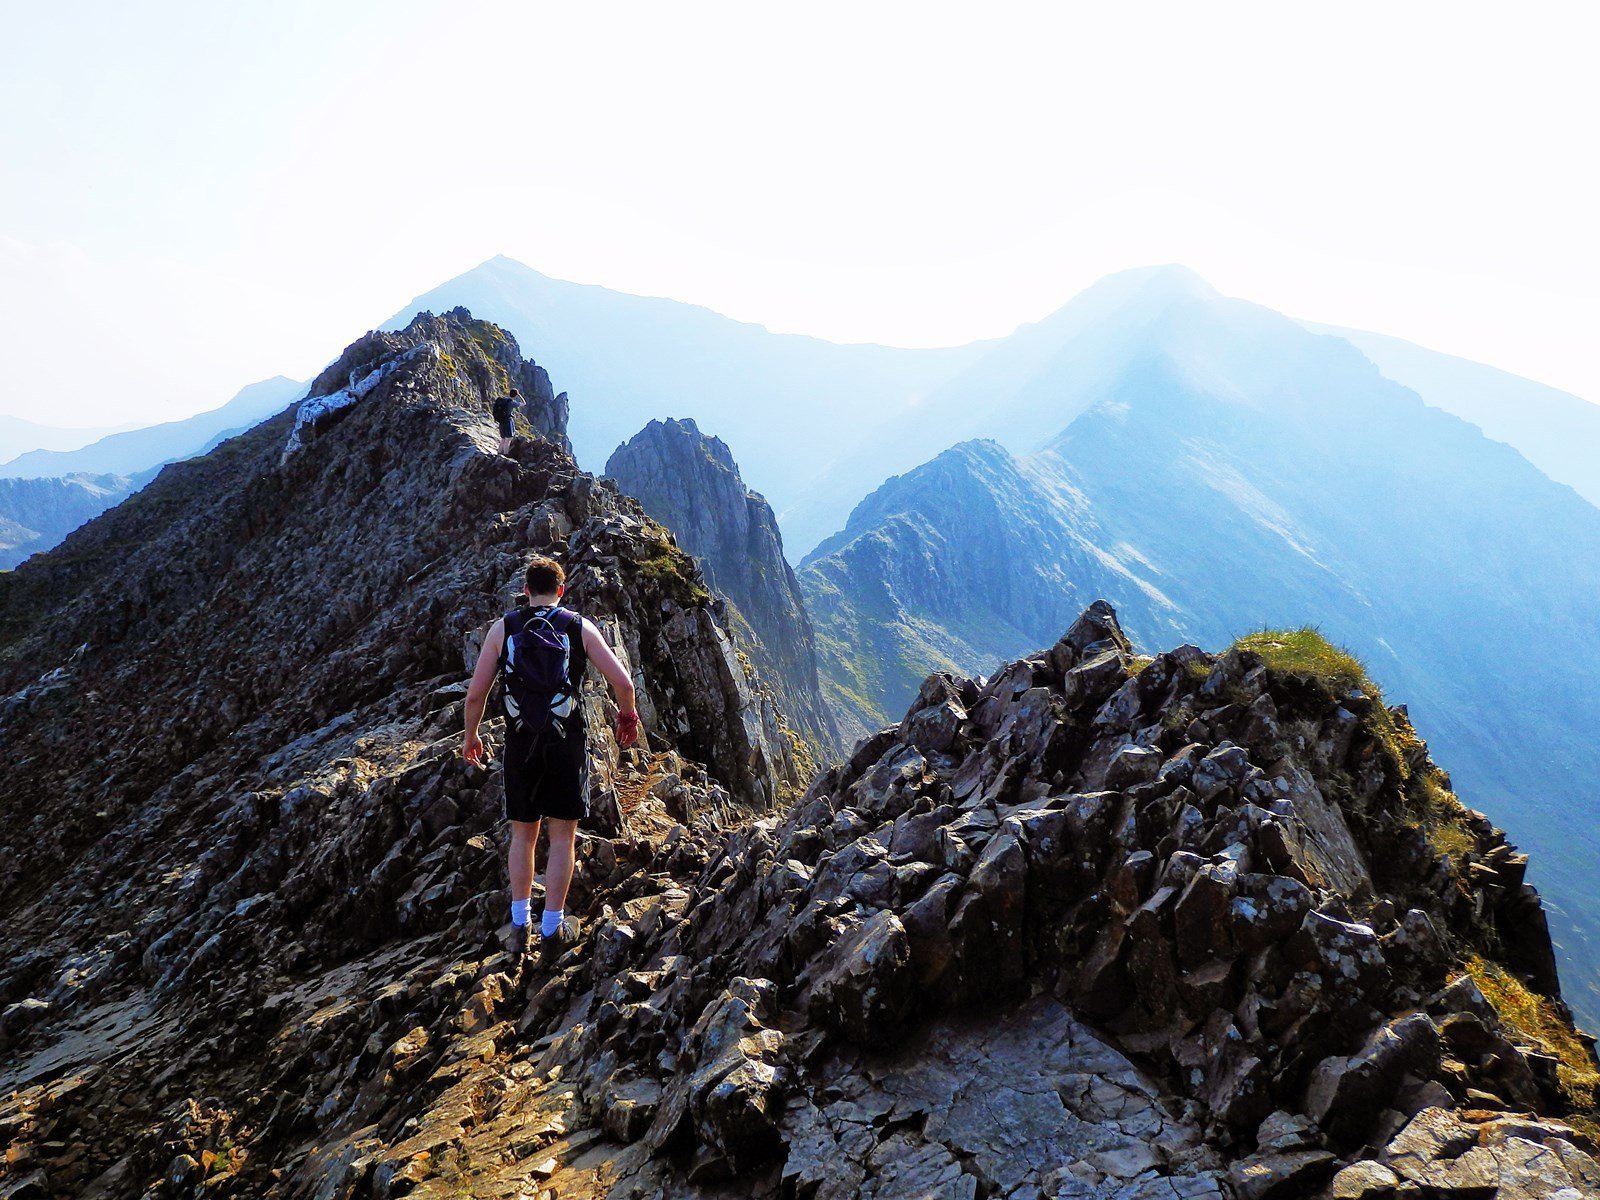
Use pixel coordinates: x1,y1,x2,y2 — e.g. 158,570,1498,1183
616,710,641,749
463,729,485,766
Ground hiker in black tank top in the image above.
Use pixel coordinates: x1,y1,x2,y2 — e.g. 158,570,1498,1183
462,556,642,960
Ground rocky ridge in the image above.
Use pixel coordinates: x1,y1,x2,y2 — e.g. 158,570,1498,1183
798,438,1187,744
0,310,803,1197
606,417,842,759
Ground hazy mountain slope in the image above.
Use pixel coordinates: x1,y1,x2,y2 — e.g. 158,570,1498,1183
387,261,1228,556
801,294,1600,1028
386,256,989,539
0,415,131,464
1310,321,1600,510
800,439,1187,742
0,375,304,480
781,266,1230,549
0,471,148,568
606,418,841,758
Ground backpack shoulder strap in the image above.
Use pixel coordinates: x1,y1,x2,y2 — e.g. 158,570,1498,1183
555,608,588,683
498,609,525,668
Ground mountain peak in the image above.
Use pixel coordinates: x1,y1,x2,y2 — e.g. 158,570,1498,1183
1057,264,1222,319
1091,261,1218,294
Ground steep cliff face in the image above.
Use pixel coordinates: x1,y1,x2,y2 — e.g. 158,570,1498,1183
607,417,841,758
0,472,143,568
0,311,804,1197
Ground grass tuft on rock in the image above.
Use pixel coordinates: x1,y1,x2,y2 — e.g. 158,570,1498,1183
636,539,712,608
1409,769,1477,861
1232,627,1376,698
1465,954,1600,1110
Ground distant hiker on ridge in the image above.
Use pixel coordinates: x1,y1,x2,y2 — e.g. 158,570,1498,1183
492,387,523,456
462,555,643,959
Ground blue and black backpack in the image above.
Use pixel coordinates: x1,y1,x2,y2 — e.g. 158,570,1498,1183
499,605,587,738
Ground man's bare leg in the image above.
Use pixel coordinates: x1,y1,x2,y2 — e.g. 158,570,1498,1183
498,435,514,456
508,819,541,952
541,818,578,936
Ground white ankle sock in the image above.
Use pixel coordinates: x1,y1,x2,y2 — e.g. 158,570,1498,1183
540,909,564,937
511,898,531,927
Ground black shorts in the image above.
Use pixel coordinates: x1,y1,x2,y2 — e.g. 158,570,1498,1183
504,724,589,823
496,413,514,438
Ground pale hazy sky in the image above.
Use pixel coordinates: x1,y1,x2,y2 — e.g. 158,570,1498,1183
1,1,1596,426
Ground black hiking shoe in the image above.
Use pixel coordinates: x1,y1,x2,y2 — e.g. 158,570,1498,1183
507,922,533,960
538,917,577,964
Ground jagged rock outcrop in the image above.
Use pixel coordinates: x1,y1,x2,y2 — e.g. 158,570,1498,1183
420,600,1589,1198
0,310,804,1197
607,417,841,759
11,565,1587,1196
795,296,1600,1032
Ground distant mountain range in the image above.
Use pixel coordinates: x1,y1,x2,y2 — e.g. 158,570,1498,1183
0,376,305,570
4,257,1597,1022
388,258,1600,559
1304,321,1600,511
0,376,305,481
0,415,137,465
385,257,991,552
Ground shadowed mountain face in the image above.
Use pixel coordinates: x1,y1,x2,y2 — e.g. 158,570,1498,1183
605,418,842,759
800,294,1600,1029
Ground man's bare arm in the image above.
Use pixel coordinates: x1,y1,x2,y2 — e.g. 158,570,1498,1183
462,618,505,765
582,618,637,715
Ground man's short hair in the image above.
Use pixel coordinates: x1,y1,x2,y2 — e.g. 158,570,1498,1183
509,388,521,398
525,555,565,596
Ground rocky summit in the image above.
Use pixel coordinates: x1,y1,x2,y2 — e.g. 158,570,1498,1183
0,313,1595,1200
